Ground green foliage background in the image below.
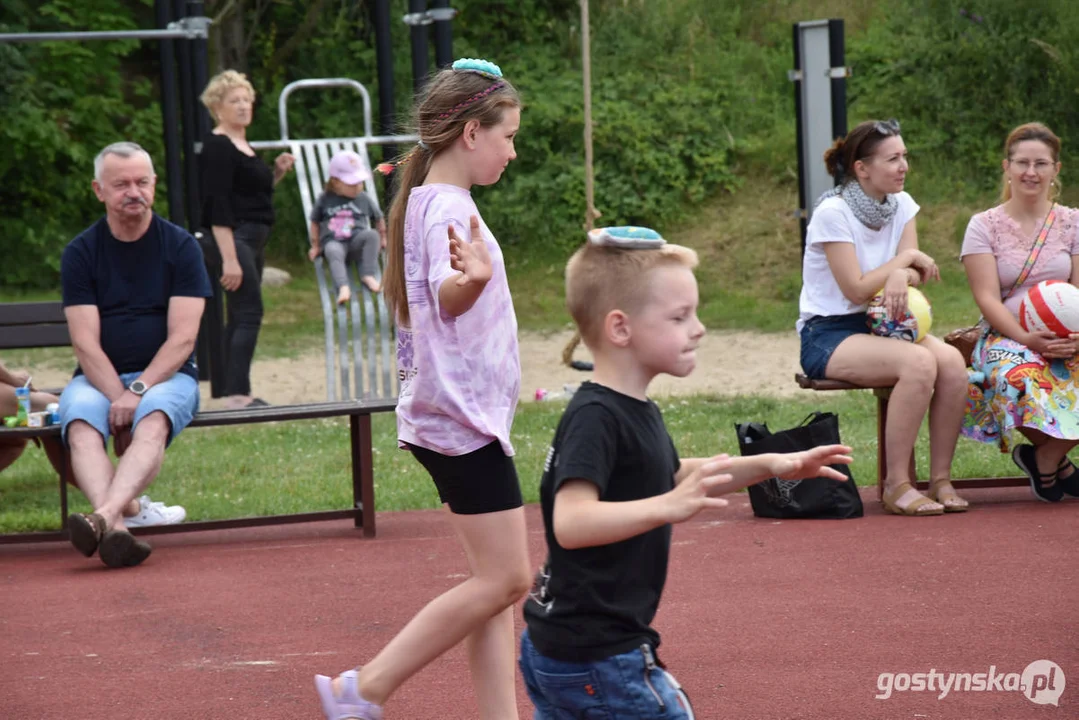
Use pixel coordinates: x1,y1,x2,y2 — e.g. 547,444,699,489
2,0,1078,288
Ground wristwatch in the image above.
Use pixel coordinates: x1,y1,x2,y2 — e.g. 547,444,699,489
128,379,150,396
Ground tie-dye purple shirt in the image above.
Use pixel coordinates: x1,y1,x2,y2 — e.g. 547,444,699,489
396,184,520,457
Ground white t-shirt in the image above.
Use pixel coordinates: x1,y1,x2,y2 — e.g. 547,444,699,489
796,192,920,333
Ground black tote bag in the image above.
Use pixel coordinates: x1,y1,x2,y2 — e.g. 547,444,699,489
734,412,863,519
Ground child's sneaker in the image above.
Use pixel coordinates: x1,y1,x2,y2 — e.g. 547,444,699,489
314,669,382,720
124,495,187,527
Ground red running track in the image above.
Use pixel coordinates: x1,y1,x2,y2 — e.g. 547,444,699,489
1,488,1076,719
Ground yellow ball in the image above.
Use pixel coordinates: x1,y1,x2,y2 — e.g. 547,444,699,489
867,286,933,343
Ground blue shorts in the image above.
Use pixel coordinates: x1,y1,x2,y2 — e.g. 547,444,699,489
799,313,870,380
519,630,694,719
59,372,200,447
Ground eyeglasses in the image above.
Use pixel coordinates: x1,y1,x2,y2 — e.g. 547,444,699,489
1009,159,1056,174
873,118,901,136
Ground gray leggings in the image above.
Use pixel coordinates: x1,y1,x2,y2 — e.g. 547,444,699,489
324,229,381,288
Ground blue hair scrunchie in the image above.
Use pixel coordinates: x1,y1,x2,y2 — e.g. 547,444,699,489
587,226,666,249
452,58,503,79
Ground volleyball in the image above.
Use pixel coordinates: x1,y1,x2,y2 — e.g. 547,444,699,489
1018,280,1079,338
867,286,932,343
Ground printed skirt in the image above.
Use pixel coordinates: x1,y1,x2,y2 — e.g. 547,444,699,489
962,329,1079,452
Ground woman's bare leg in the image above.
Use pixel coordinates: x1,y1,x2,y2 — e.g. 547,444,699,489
918,337,969,482
826,335,942,511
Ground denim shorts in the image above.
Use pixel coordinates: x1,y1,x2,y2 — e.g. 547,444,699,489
799,313,870,380
59,372,200,447
519,630,695,719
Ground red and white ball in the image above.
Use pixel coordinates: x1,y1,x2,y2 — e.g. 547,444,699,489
1018,280,1079,338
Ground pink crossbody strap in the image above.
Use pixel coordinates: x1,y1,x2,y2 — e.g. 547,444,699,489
1004,204,1056,301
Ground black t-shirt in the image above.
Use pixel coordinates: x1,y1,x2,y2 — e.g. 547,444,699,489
61,215,213,381
199,133,275,228
523,381,681,662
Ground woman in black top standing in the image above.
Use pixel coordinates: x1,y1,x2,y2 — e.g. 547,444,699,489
199,70,294,409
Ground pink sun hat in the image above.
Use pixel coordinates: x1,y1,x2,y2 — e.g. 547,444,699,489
327,150,371,185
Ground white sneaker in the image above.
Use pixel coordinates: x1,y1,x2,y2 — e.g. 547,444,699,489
124,495,187,528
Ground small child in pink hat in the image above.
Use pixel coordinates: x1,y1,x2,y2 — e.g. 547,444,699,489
308,150,387,304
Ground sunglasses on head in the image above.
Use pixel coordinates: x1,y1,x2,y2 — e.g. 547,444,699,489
873,118,901,136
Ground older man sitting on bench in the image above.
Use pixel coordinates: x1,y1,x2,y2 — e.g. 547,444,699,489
61,141,211,568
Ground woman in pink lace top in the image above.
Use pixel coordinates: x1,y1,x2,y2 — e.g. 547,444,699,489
960,122,1079,502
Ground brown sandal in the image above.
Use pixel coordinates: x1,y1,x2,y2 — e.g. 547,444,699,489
928,479,970,513
99,530,153,568
882,482,944,516
67,512,107,557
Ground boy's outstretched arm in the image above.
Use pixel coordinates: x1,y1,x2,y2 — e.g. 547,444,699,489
553,455,734,550
674,445,853,497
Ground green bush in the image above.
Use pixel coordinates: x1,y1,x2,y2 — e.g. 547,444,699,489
6,0,1079,288
0,0,162,288
846,0,1079,201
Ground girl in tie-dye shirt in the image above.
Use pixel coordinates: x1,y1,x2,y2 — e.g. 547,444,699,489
314,59,531,720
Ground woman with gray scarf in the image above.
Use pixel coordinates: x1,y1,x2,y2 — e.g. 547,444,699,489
797,119,969,516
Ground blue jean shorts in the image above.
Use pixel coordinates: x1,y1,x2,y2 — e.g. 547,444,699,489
519,630,694,719
59,372,200,447
799,313,871,380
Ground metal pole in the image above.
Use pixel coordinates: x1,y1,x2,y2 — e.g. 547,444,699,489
791,23,808,253
185,0,211,388
155,0,185,227
581,0,597,232
174,0,201,229
176,0,222,395
430,0,453,68
407,0,430,93
189,0,212,146
827,19,848,149
173,0,209,387
372,0,398,202
0,26,209,43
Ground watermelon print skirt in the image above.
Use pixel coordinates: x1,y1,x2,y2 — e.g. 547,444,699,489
962,328,1079,452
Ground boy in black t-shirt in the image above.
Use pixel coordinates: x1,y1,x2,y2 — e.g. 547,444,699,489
520,227,852,719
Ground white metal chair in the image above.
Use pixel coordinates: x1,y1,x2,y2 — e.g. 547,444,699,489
261,78,417,401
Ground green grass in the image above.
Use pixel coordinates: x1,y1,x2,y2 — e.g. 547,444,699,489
0,391,1022,533
0,159,1057,533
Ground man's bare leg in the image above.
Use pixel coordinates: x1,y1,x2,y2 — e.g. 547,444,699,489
95,413,170,531
67,421,116,512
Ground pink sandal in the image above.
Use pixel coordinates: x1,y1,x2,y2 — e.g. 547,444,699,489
314,669,383,720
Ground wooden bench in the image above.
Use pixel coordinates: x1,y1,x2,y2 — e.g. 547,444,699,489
794,373,1027,498
0,300,397,543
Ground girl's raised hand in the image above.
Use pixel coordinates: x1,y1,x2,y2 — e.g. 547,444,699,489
449,215,493,286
